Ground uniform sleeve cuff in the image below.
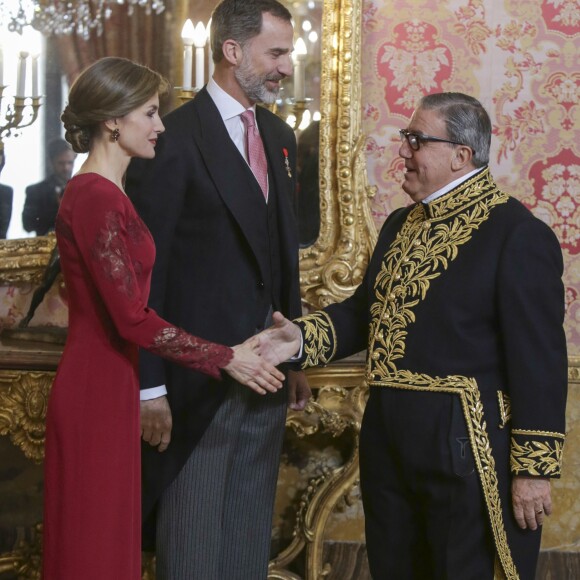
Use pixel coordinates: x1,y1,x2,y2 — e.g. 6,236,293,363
510,429,565,478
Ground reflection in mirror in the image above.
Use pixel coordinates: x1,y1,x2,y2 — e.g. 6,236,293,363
0,26,45,239
180,0,323,248
1,0,323,247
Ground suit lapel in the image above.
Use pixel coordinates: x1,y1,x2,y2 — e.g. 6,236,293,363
192,89,269,274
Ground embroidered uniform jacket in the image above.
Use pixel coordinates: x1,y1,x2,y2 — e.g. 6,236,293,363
296,169,567,578
126,88,301,534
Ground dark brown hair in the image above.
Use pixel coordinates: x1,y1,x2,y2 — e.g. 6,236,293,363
210,0,292,63
61,57,169,153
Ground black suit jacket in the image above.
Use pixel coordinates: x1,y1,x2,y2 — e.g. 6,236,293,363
22,175,63,235
127,88,301,526
0,183,13,238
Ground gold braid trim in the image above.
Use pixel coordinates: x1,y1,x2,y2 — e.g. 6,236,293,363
370,370,519,580
295,311,337,367
511,429,566,438
367,169,509,379
497,391,511,429
510,430,565,477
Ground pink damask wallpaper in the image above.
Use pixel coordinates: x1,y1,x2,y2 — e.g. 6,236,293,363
361,0,580,355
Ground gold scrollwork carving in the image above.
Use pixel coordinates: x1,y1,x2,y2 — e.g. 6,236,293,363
0,235,57,285
269,364,367,580
0,523,42,579
299,0,377,309
0,371,53,463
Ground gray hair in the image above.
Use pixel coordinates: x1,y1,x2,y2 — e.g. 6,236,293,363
418,92,491,167
210,0,292,63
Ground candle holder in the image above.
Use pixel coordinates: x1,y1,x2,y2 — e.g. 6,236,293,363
176,87,198,104
0,86,42,151
291,98,312,131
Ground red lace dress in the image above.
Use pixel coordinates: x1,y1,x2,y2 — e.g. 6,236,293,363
42,173,232,580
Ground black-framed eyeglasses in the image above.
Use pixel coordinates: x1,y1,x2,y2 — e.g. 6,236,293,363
399,129,467,151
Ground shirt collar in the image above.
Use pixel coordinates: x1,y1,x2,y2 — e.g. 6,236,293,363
422,167,484,204
206,77,256,121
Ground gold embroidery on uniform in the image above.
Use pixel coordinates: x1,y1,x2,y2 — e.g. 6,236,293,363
367,169,509,380
363,170,518,578
511,428,566,438
497,391,511,429
370,370,519,580
297,311,336,367
494,554,507,580
510,437,564,476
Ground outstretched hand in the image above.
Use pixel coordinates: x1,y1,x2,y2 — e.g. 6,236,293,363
224,340,285,395
250,311,302,366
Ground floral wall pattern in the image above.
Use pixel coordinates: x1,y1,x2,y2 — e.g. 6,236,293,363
361,0,580,355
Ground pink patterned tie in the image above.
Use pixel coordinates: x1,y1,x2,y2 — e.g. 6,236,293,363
241,109,268,200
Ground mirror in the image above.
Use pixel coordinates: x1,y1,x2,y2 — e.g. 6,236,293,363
0,0,376,309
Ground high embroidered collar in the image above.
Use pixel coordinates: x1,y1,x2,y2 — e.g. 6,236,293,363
421,168,501,220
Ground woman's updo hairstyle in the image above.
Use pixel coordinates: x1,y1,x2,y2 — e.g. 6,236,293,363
61,57,169,154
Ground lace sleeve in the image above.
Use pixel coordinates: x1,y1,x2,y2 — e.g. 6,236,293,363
149,327,233,380
68,181,234,379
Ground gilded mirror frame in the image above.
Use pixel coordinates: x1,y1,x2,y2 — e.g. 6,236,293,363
0,0,377,310
300,0,376,309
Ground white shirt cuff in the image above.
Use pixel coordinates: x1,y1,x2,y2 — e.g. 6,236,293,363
288,332,304,361
140,385,168,400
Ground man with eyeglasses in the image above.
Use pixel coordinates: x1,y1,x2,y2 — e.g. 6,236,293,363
256,92,567,579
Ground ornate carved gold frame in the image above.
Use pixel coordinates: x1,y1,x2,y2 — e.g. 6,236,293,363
0,0,377,307
300,0,377,309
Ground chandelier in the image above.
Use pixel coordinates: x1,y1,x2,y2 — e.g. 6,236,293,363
1,0,166,39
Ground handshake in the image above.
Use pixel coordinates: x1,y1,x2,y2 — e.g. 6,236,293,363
223,312,304,398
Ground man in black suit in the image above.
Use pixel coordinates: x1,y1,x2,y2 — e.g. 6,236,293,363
259,93,568,580
22,138,76,235
126,1,310,578
0,149,12,238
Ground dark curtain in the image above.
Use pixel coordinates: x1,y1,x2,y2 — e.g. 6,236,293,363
54,0,178,109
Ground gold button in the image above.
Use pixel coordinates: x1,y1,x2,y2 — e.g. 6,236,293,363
372,351,380,360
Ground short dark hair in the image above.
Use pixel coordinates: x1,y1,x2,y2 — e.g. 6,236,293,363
47,138,73,161
210,0,292,63
418,92,491,167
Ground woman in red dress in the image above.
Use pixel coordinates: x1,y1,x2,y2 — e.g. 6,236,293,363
42,57,285,580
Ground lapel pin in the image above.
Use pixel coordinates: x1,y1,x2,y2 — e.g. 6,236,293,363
283,148,292,178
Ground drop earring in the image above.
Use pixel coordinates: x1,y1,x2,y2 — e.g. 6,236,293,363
111,127,120,142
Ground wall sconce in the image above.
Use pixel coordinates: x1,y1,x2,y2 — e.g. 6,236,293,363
0,46,42,153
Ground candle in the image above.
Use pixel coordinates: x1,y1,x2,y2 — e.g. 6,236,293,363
192,21,206,90
293,38,307,101
181,19,195,90
16,51,29,98
32,53,40,97
207,18,214,80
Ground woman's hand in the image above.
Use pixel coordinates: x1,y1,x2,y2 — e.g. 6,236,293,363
224,341,285,394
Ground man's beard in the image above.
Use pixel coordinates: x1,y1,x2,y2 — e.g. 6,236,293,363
234,55,282,104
